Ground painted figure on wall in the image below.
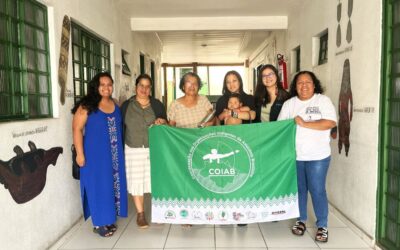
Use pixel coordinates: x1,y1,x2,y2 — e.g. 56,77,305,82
336,1,342,47
58,15,71,105
0,141,63,204
338,59,353,156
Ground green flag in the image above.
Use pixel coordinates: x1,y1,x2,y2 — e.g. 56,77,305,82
149,119,298,224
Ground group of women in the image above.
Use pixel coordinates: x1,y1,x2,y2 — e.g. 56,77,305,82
72,64,336,243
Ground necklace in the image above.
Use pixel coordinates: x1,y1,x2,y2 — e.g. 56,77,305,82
136,98,150,108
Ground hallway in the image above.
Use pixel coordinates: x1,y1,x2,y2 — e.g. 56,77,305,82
1,1,394,249
50,198,372,250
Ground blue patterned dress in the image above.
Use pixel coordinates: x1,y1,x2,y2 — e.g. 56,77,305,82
80,104,128,226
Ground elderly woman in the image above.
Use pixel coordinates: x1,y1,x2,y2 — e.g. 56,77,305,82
72,72,128,237
168,72,214,128
278,71,337,243
216,70,255,125
121,74,167,229
254,64,290,122
168,72,213,228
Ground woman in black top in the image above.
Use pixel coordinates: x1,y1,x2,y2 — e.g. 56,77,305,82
216,70,256,125
254,64,290,122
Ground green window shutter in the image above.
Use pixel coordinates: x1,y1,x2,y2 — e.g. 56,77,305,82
0,0,52,121
71,22,110,104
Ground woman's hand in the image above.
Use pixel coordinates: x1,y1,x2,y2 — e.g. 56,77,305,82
154,118,167,125
218,109,231,121
294,116,305,127
76,153,85,167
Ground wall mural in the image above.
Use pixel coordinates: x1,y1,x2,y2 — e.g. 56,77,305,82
336,0,354,156
58,15,71,105
338,59,353,156
346,0,353,43
336,2,342,47
0,141,63,204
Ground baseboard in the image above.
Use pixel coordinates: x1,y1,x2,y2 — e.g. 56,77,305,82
329,203,377,249
47,216,84,250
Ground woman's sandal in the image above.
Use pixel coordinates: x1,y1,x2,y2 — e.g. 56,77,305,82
315,227,328,243
291,221,306,236
106,224,117,233
93,226,114,237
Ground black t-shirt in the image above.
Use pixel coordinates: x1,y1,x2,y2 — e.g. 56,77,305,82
215,93,256,124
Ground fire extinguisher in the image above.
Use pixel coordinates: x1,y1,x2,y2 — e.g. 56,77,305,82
277,54,288,89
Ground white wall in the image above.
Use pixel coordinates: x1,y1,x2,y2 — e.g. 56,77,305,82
249,0,382,239
0,1,162,249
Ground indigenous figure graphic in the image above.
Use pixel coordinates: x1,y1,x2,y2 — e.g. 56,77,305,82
202,149,240,163
338,59,353,156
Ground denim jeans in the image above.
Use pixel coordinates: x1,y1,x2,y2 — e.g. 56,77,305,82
296,156,331,228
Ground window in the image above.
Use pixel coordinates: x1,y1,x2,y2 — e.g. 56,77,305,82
318,31,328,65
0,0,52,121
121,50,131,76
140,53,145,75
71,22,110,104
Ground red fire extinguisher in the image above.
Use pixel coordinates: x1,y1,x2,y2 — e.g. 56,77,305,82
277,54,288,89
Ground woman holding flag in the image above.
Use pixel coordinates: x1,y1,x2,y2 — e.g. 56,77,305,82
278,71,337,243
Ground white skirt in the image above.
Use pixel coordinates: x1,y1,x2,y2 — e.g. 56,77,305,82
124,146,151,195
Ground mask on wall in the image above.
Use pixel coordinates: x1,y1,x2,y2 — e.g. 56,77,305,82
0,141,63,204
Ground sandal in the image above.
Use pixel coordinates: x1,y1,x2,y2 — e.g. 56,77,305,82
291,221,306,236
93,226,114,237
106,224,117,233
315,227,328,243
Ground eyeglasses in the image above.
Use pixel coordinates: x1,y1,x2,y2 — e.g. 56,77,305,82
262,72,275,78
137,83,152,90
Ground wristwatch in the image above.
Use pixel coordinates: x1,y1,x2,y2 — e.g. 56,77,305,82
231,110,238,118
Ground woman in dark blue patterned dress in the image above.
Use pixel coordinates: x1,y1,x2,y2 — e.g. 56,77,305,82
72,72,128,237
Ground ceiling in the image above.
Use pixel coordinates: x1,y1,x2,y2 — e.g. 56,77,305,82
115,0,306,63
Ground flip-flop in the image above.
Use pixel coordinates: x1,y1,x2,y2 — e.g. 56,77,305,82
93,226,114,237
291,221,306,236
106,224,117,232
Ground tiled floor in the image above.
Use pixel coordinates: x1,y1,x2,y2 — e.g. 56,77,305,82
50,197,373,250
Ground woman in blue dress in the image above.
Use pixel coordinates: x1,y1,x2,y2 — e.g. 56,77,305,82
72,72,128,237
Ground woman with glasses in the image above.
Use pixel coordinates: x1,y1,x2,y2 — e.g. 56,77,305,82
216,70,256,125
121,74,167,229
254,64,289,122
278,71,337,243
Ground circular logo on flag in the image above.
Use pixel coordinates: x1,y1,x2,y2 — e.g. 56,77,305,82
188,132,255,193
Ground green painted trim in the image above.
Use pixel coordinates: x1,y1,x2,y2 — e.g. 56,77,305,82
378,0,400,249
377,0,390,246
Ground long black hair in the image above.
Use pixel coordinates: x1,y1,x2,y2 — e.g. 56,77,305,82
71,72,113,114
254,64,285,106
222,70,245,96
289,70,324,97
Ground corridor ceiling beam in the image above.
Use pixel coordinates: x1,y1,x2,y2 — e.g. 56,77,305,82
130,16,288,31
